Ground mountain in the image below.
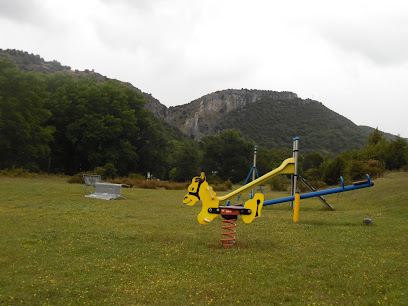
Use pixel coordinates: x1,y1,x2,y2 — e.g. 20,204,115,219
1,49,399,156
164,89,297,138
162,89,404,156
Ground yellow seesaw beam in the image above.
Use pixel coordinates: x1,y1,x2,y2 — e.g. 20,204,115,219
217,157,295,203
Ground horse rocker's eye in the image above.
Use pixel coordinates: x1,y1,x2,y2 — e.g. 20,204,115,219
191,188,195,191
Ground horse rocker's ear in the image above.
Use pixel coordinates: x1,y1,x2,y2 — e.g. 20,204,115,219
200,172,206,182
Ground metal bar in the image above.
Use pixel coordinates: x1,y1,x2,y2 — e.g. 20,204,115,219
251,145,258,199
299,176,335,210
237,167,254,201
290,137,299,208
264,178,374,206
254,167,263,194
217,157,295,203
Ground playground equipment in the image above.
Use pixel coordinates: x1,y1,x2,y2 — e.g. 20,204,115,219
183,137,374,246
239,145,263,200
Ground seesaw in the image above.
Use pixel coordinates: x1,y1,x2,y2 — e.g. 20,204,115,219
183,137,374,246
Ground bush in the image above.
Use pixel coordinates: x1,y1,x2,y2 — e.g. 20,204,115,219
322,156,346,186
304,168,320,180
269,175,290,191
207,175,223,185
298,179,327,192
213,184,229,191
128,173,145,180
225,179,233,189
94,163,118,180
0,167,32,177
67,174,84,184
346,159,385,181
210,178,233,192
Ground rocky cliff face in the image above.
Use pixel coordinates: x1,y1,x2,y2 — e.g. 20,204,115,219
164,89,298,139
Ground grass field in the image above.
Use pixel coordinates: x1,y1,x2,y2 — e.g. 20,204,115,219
0,172,407,305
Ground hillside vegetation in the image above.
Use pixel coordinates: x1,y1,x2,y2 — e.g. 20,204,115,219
0,57,194,178
1,49,407,183
162,89,402,156
215,96,366,155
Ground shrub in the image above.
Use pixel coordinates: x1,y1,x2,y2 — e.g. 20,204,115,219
304,168,320,180
0,167,32,177
225,179,233,189
129,173,145,180
213,184,229,191
298,179,327,192
94,163,118,180
269,175,290,192
207,175,223,185
67,174,84,184
346,159,385,181
322,156,346,185
364,159,386,178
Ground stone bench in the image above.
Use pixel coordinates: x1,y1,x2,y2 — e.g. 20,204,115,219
83,174,101,194
84,182,124,200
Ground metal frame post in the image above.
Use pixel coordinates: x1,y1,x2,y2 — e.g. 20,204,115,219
237,145,262,202
290,137,299,208
251,145,258,199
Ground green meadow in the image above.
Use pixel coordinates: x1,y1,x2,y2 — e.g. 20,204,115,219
0,172,407,305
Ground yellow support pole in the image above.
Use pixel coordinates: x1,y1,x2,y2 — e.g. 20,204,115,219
293,192,300,223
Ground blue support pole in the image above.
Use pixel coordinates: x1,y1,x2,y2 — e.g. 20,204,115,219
237,168,255,201
238,145,262,201
264,175,374,206
254,167,263,194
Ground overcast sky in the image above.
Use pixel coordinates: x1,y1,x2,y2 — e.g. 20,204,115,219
1,0,407,137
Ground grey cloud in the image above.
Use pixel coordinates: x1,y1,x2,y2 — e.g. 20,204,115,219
319,16,408,66
92,0,198,57
97,0,165,12
0,0,47,25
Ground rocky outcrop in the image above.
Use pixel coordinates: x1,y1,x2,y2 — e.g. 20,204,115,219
164,89,298,139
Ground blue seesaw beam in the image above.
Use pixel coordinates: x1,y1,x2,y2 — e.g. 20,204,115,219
263,175,374,206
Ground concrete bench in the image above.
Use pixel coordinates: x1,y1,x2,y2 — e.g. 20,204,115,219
83,174,101,194
84,182,124,200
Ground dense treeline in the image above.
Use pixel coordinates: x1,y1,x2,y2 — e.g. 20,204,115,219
1,58,407,184
196,128,408,186
297,129,408,189
0,58,193,178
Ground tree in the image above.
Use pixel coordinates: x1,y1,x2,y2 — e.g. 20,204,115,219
322,155,346,185
200,129,253,183
137,115,174,180
302,152,324,172
366,128,384,146
256,146,289,176
0,58,54,170
384,137,407,170
44,73,149,175
169,142,202,182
